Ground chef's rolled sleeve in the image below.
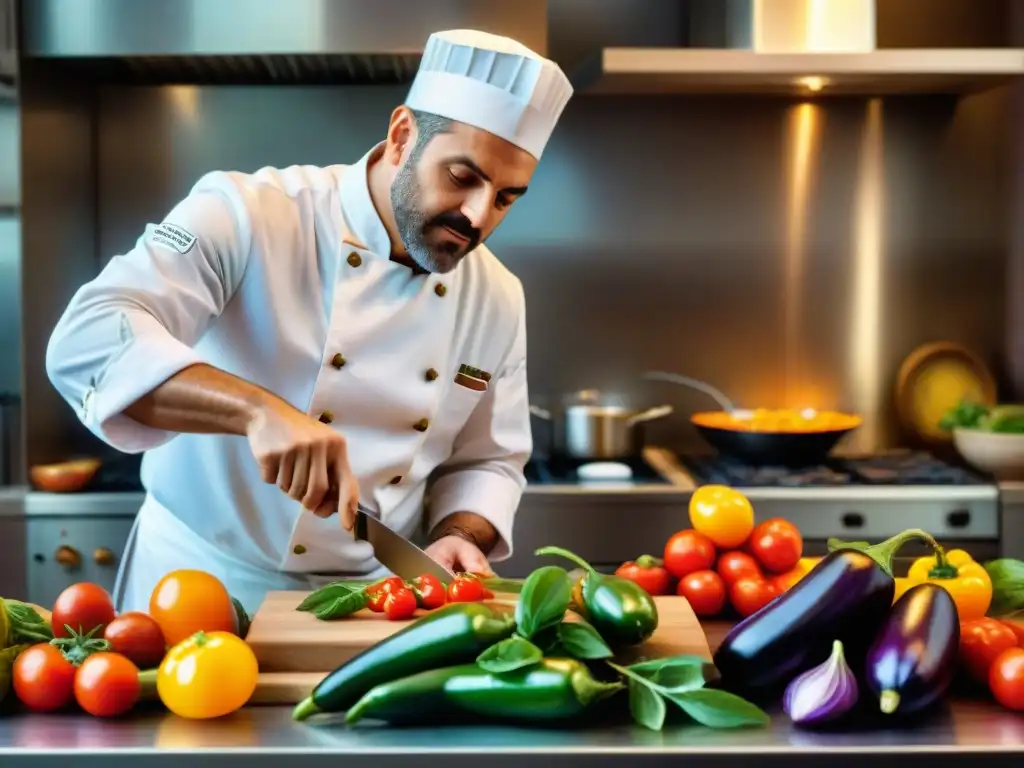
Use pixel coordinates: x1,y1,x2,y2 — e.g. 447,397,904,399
427,301,531,562
45,171,254,453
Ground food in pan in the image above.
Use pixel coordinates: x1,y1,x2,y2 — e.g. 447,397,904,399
691,408,862,434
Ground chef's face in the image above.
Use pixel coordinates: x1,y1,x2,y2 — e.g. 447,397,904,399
390,112,537,274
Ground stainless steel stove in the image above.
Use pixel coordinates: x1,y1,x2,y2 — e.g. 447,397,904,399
680,450,999,559
507,448,1001,577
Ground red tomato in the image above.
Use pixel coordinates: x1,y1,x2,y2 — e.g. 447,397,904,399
746,518,803,573
663,530,716,579
383,588,418,620
676,570,726,617
960,618,1019,683
411,574,447,610
615,556,672,596
990,647,1024,711
74,652,141,717
716,551,763,586
999,620,1024,647
367,576,407,612
729,578,778,618
447,576,485,603
12,644,77,713
103,612,167,670
51,583,117,639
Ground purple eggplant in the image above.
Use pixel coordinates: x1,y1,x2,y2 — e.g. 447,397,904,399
865,582,959,716
713,528,938,693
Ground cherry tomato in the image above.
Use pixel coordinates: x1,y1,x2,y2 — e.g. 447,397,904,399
771,568,804,594
383,588,419,620
157,631,258,719
12,644,77,713
615,555,672,596
51,583,116,639
149,570,238,647
688,485,755,549
663,529,716,579
447,576,485,603
74,652,141,717
747,518,803,573
960,618,1019,683
716,551,762,586
729,578,778,618
367,576,407,613
990,647,1024,711
410,574,447,610
103,612,167,670
676,570,726,617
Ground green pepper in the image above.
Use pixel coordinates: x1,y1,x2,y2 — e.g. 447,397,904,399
292,602,515,721
536,546,658,648
345,657,624,726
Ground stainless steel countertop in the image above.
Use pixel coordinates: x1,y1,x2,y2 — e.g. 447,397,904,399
0,700,1022,767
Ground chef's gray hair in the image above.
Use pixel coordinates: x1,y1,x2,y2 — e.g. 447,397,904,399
409,109,453,162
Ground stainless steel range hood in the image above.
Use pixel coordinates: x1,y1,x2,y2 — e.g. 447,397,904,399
20,0,549,85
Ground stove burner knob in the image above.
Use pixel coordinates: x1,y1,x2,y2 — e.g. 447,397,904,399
93,547,117,566
841,512,865,529
947,510,971,529
54,545,82,570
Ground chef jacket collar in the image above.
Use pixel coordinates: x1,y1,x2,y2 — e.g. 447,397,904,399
339,141,393,260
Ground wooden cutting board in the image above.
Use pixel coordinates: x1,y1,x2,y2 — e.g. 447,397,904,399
247,590,711,705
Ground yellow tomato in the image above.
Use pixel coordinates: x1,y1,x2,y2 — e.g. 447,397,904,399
688,485,755,549
150,570,238,647
157,631,258,719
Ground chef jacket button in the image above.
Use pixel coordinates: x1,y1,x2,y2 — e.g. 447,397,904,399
347,252,362,268
413,418,429,432
434,283,447,297
389,475,402,485
293,544,307,555
319,411,334,424
331,353,346,369
425,368,439,382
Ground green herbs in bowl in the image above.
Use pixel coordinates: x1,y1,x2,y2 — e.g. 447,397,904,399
942,401,1024,480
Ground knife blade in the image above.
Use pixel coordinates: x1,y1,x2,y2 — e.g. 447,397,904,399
354,504,455,584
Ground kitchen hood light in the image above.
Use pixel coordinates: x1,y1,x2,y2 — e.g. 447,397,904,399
796,76,828,92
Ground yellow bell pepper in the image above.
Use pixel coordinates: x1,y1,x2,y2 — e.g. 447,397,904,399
904,547,992,621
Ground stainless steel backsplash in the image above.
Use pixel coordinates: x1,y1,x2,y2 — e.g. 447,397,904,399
90,83,1009,455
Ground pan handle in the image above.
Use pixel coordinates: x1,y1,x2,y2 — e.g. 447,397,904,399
642,371,736,412
529,404,552,420
626,404,674,426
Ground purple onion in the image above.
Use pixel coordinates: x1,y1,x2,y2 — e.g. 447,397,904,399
783,639,859,727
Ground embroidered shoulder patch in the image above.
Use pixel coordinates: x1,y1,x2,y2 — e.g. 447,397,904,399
148,223,197,254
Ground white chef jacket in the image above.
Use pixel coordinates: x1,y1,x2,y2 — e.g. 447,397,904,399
45,142,532,610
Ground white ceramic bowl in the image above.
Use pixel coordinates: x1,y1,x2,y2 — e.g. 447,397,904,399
953,427,1024,481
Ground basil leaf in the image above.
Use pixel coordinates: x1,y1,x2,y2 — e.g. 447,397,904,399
558,621,613,660
515,565,572,640
476,636,544,673
4,601,53,644
626,655,708,692
312,590,369,621
627,677,666,731
985,559,1024,616
532,625,561,653
669,688,770,729
297,583,359,613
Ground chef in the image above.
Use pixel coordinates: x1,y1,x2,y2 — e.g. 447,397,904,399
44,29,574,615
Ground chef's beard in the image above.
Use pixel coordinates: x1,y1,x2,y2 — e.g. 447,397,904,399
391,161,480,274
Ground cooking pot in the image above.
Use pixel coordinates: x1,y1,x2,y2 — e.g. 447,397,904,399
530,390,673,460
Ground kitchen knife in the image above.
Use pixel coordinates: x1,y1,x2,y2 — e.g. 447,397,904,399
354,504,455,584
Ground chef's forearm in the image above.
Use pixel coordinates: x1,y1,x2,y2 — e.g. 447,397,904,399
123,362,286,436
429,512,500,555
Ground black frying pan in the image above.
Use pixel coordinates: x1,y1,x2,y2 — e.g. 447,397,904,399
691,411,862,468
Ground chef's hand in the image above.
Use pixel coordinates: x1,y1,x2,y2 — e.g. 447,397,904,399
247,398,359,527
425,536,495,577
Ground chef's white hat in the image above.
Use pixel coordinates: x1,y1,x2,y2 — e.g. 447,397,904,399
404,29,573,160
